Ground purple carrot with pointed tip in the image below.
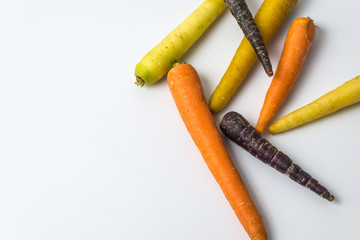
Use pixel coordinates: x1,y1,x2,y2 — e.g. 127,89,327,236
220,111,334,202
224,0,273,76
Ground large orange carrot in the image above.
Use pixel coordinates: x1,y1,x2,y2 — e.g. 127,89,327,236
256,17,316,134
167,63,267,240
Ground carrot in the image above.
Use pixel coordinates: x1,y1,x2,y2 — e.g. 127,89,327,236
134,0,226,87
220,111,334,201
269,75,360,134
209,0,297,113
167,63,267,240
256,17,316,134
224,0,273,76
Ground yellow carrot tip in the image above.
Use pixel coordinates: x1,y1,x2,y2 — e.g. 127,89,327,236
267,127,276,135
135,76,145,87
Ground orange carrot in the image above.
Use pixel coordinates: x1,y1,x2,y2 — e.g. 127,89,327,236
256,17,316,134
167,63,267,240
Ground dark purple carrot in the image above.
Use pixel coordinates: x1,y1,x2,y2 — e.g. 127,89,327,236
224,0,273,76
220,111,334,202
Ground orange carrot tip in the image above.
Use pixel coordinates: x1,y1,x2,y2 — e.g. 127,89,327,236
255,17,316,134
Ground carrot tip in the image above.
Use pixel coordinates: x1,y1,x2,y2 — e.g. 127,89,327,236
264,65,273,77
135,76,145,87
255,124,265,134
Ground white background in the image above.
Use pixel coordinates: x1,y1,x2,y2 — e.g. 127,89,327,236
1,0,359,239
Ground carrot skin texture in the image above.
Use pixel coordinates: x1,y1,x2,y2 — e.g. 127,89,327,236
220,111,334,202
135,0,226,86
168,63,267,240
256,17,316,134
209,0,298,112
269,75,360,134
224,0,273,76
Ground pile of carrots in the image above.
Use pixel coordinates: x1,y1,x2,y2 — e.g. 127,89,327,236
134,0,360,239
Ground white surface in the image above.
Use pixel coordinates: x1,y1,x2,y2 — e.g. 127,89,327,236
0,0,359,239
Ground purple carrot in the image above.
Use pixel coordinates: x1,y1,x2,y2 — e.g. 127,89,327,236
220,111,334,202
224,0,273,76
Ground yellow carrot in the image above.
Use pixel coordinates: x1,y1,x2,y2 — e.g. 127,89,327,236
269,75,360,134
135,0,226,87
209,0,297,112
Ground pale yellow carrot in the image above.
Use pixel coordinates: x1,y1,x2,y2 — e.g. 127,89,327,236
135,0,226,86
269,75,360,134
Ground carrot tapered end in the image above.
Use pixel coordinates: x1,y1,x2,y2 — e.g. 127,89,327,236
264,65,273,77
255,123,266,134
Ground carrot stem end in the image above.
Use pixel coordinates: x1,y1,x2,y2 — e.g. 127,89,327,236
135,76,145,87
